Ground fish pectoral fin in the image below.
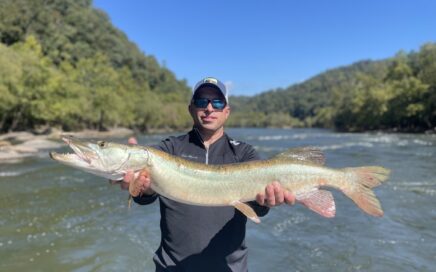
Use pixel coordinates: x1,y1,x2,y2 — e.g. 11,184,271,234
231,201,261,223
297,189,336,218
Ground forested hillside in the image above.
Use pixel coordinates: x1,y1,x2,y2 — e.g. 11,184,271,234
1,0,434,133
0,0,192,133
229,45,436,132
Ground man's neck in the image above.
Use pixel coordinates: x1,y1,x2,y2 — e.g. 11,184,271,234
195,127,224,149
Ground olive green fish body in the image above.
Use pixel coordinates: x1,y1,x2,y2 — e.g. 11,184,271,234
50,136,390,222
146,148,343,205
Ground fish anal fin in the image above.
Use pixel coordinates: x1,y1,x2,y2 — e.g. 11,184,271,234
272,147,325,165
231,201,261,223
297,189,336,218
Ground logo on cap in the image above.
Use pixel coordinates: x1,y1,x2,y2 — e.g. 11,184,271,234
203,77,218,85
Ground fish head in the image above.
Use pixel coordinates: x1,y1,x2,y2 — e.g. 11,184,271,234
50,136,148,180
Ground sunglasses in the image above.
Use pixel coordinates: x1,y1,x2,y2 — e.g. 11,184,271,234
192,98,226,110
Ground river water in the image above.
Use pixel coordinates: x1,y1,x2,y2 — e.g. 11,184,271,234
1,128,435,271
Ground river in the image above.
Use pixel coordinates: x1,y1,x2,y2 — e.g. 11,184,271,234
1,128,435,271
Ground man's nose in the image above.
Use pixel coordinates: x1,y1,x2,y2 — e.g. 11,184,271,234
205,101,214,111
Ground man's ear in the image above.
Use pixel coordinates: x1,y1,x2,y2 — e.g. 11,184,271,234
188,104,194,118
224,106,231,119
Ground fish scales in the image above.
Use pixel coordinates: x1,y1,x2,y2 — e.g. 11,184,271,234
149,150,343,205
50,136,390,223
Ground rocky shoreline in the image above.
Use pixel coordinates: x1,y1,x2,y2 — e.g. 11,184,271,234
0,128,135,163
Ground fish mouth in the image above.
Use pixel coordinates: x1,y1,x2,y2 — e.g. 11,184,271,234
50,135,99,165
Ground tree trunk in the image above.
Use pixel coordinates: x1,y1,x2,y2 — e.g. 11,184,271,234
0,113,8,132
9,107,23,132
98,110,104,131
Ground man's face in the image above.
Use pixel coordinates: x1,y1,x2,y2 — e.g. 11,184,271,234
189,86,230,133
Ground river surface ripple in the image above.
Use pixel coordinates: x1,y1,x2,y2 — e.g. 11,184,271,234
1,128,435,271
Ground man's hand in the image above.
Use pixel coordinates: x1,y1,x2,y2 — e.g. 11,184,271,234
111,169,155,197
256,181,295,207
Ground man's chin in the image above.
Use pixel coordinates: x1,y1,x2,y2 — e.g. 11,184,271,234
198,122,220,131
201,125,217,131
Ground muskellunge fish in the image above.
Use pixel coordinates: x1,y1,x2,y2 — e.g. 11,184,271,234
50,136,390,223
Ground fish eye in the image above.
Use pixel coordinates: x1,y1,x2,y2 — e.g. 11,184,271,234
98,141,106,148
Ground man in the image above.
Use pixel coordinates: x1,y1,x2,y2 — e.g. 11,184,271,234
121,77,295,271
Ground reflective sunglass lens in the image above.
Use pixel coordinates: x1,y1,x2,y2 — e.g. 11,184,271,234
193,98,226,109
211,100,225,109
193,98,209,108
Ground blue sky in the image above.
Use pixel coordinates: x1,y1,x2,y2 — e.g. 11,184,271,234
93,0,436,96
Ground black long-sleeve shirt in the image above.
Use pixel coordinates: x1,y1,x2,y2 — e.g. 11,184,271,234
133,129,269,272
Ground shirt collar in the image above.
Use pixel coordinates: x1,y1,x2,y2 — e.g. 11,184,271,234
189,127,228,150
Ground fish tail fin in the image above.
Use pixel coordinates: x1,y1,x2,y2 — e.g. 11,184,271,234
342,166,390,217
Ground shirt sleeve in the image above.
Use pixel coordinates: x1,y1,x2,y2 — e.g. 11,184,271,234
132,138,174,205
238,144,270,217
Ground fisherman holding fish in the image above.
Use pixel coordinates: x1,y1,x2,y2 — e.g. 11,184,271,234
50,77,388,271
121,77,295,271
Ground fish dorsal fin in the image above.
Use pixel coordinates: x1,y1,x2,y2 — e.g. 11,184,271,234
271,147,325,165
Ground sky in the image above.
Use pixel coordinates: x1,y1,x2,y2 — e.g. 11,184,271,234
93,0,436,96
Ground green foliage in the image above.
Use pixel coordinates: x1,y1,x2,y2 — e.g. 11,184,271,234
0,0,191,132
231,47,435,132
0,37,63,131
227,111,303,128
0,0,434,133
415,43,436,127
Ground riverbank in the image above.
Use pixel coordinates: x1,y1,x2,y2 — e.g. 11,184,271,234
1,125,434,163
0,128,135,163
